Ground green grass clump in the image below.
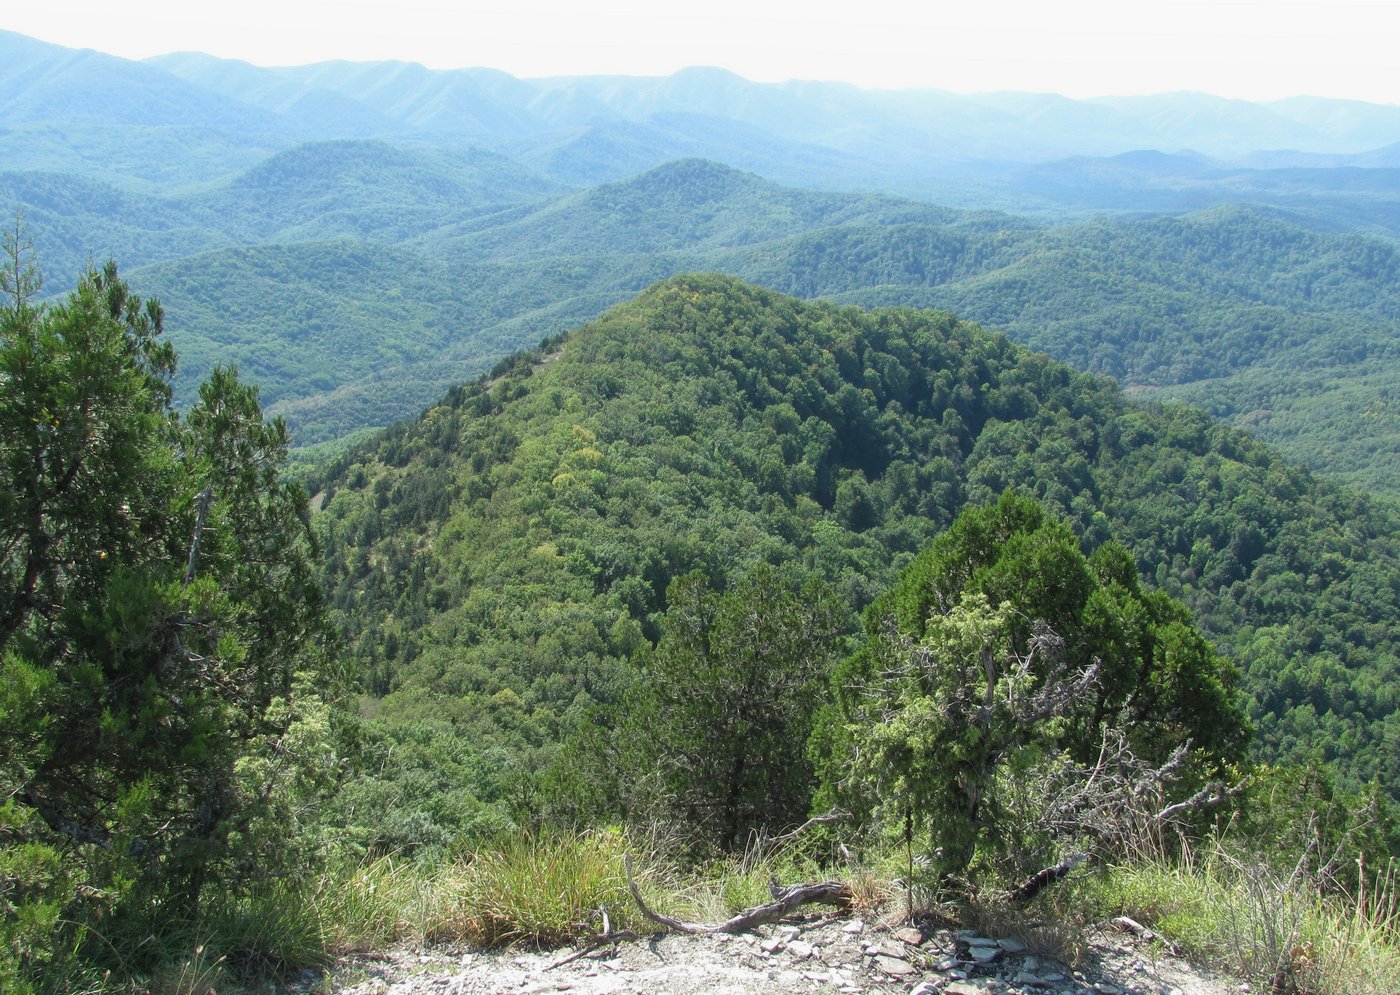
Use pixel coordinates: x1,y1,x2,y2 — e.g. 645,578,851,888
428,828,674,949
199,880,329,976
312,857,441,952
1076,849,1400,995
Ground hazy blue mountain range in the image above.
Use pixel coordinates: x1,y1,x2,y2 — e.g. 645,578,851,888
7,28,1400,217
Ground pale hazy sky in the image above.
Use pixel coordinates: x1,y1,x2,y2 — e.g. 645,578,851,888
7,0,1400,104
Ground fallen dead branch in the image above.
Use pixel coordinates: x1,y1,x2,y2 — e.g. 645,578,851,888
545,906,642,970
1004,852,1089,904
1152,777,1251,826
624,854,852,934
1094,914,1179,955
763,808,847,850
741,808,849,875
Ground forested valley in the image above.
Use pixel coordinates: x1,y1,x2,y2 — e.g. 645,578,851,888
5,28,1400,995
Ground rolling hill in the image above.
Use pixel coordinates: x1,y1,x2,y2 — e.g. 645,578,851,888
84,157,1400,499
312,276,1400,818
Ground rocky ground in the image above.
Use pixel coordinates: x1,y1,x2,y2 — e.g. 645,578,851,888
298,912,1243,995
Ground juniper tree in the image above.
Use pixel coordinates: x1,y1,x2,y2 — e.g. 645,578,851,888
0,241,342,987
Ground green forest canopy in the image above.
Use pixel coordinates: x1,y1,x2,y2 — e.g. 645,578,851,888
313,275,1400,851
11,154,1400,498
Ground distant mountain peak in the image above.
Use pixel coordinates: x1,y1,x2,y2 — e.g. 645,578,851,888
585,158,767,207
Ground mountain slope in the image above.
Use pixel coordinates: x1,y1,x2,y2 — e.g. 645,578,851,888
0,29,284,134
427,158,966,261
185,139,564,241
12,142,1400,493
314,275,1400,799
95,159,1400,496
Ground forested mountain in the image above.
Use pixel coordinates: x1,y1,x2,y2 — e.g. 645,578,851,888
9,30,1400,990
312,276,1400,847
10,30,1400,494
125,160,1400,497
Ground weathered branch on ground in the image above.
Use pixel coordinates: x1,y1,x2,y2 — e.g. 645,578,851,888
624,854,853,935
1095,914,1179,954
546,907,644,970
1003,852,1089,904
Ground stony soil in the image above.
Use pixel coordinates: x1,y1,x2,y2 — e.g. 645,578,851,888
299,912,1242,995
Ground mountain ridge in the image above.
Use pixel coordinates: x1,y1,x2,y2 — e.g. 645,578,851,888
312,274,1400,801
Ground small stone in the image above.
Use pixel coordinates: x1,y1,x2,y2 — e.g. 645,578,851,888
967,943,1003,964
843,920,865,934
874,954,916,976
895,926,926,946
781,925,802,941
945,982,994,995
761,936,787,954
911,984,940,995
998,936,1028,954
788,940,817,960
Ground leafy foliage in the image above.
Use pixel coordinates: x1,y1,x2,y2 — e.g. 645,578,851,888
825,493,1250,882
0,246,342,988
313,275,1400,850
611,567,847,847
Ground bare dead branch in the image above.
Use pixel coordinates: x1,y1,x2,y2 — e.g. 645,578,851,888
184,484,214,584
1092,915,1179,954
765,808,847,849
1152,776,1251,825
545,906,642,970
624,853,852,935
